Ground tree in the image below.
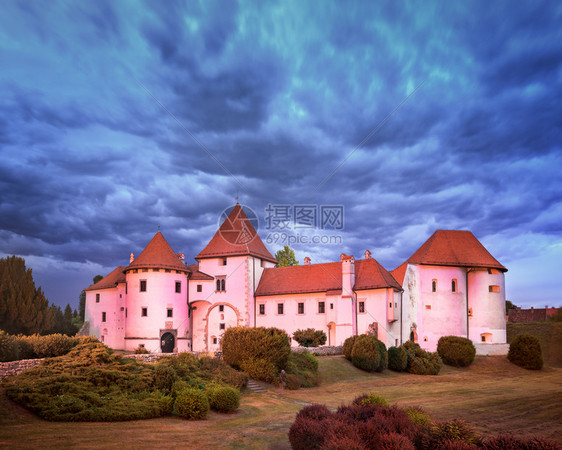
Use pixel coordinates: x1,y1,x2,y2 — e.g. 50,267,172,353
79,290,86,321
505,300,517,315
93,274,103,284
275,246,299,267
0,256,54,334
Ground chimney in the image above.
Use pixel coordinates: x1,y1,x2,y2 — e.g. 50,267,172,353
129,253,135,264
365,249,372,259
341,253,355,297
177,253,185,264
304,257,311,265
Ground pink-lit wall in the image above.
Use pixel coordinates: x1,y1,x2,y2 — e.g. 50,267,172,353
124,269,189,352
84,282,126,350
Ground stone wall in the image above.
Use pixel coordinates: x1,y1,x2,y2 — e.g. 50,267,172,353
292,345,343,356
0,358,44,379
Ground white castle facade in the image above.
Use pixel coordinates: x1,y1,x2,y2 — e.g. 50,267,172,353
84,204,508,355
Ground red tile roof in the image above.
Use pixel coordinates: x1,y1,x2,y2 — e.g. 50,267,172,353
196,204,276,263
405,230,507,271
255,258,401,297
126,232,188,272
84,266,127,291
186,263,214,281
390,261,408,287
354,258,402,290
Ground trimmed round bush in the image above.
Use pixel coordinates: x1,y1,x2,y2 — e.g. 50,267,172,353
352,393,388,407
508,334,543,370
207,385,240,412
295,404,332,421
289,416,332,450
427,418,482,447
222,326,290,371
350,334,387,372
343,335,358,360
293,328,327,347
388,346,408,371
174,388,209,420
437,336,476,367
240,358,277,383
404,341,443,375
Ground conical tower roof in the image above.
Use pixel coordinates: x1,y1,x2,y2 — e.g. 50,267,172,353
126,231,188,273
196,204,276,263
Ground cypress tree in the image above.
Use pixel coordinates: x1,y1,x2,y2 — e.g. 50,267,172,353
0,256,54,334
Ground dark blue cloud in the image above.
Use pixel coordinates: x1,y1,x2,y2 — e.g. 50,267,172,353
0,0,560,309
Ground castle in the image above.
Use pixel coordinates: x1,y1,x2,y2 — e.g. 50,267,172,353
84,204,508,355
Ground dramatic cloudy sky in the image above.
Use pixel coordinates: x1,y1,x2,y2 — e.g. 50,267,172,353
1,0,560,310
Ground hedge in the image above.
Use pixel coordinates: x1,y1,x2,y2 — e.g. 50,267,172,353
292,328,327,347
507,334,543,370
437,336,476,367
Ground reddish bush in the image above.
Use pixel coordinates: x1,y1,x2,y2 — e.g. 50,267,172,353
288,416,331,450
295,403,332,421
378,432,416,450
482,434,525,449
525,436,562,450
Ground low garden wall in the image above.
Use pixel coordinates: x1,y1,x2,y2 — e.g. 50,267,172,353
292,345,343,356
0,358,44,379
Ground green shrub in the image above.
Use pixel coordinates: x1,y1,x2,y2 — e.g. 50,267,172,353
293,328,327,347
171,380,190,398
174,388,209,420
240,358,277,383
134,345,150,354
427,418,482,447
437,336,476,367
284,352,320,388
207,385,240,412
199,355,248,389
388,346,408,371
29,333,77,358
343,335,358,360
153,363,178,393
507,334,543,370
403,341,443,375
285,373,301,390
0,330,20,362
404,406,432,429
222,327,290,372
352,393,388,407
350,334,386,372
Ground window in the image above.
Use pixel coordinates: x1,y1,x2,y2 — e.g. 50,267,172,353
481,335,486,342
96,293,100,303
425,305,432,310
167,308,173,318
359,301,365,313
318,302,325,314
216,280,220,291
278,303,284,315
432,279,437,292
259,304,265,315
220,323,225,330
222,257,227,266
389,302,392,308
142,307,148,317
221,279,225,291
213,337,217,344
175,282,181,293
133,269,138,273
219,305,224,312
126,283,128,294
125,308,127,318
197,284,202,292
165,269,171,273
488,268,499,274
330,303,334,310
102,312,106,322
298,303,304,314
140,280,147,292
142,268,148,273
216,278,226,292
489,285,500,293
452,279,457,292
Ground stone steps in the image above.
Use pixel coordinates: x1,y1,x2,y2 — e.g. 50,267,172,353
247,379,268,393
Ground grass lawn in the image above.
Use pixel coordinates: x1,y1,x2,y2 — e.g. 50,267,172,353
1,355,561,448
